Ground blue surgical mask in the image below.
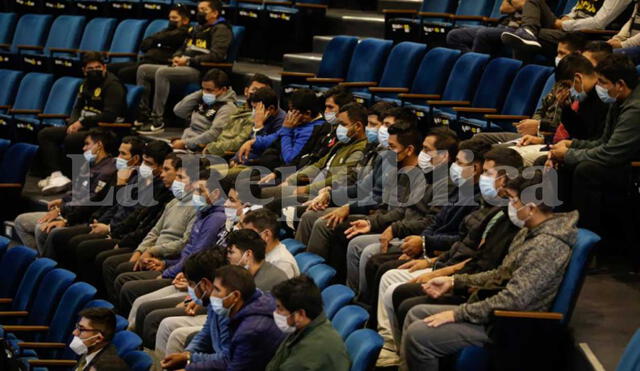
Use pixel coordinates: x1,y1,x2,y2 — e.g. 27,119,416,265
325,111,337,124
202,93,216,105
366,127,378,143
210,292,233,317
171,180,186,200
596,84,617,104
378,126,389,148
336,124,350,144
479,174,498,200
449,162,465,187
83,149,96,163
115,157,129,170
192,194,208,211
188,281,204,306
138,163,153,178
570,78,588,103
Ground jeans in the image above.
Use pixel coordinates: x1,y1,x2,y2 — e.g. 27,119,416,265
616,46,640,64
136,64,201,120
37,126,87,176
295,208,333,245
446,26,514,54
14,211,48,252
346,234,381,293
128,284,185,330
156,315,206,356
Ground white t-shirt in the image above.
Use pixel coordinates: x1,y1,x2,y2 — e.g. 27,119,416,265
266,242,300,279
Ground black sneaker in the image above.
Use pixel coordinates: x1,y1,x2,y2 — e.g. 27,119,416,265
501,27,542,51
136,122,165,134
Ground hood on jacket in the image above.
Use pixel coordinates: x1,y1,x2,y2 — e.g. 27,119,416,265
232,290,276,323
527,210,579,247
212,88,238,104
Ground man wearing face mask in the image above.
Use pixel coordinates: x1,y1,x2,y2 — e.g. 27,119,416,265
267,276,350,371
36,52,126,194
136,0,232,133
549,54,640,235
69,308,129,370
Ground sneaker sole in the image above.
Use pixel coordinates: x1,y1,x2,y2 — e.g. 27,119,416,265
42,183,71,196
136,128,165,135
501,32,542,51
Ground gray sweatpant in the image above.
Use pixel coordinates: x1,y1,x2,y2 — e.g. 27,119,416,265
14,211,48,253
137,64,201,119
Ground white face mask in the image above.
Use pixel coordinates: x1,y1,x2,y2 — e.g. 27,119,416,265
325,111,338,124
273,311,296,334
69,334,100,355
449,162,466,187
418,151,433,172
138,163,154,178
378,126,390,148
225,207,239,222
554,56,562,67
508,201,531,228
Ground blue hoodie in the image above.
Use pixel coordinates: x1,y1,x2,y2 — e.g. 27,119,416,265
251,117,325,165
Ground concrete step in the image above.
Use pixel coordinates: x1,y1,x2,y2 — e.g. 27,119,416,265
325,8,385,38
312,35,336,54
377,0,421,12
282,52,322,74
232,60,283,93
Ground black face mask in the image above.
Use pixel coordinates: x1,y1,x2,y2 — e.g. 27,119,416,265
196,12,208,25
86,70,104,85
167,20,179,30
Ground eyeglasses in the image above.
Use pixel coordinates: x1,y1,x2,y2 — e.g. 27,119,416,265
75,323,101,333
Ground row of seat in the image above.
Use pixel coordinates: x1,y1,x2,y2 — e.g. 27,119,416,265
0,239,153,370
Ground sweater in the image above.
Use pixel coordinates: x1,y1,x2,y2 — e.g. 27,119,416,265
562,0,632,31
70,72,126,128
565,84,640,167
204,106,253,156
135,197,197,257
453,211,578,324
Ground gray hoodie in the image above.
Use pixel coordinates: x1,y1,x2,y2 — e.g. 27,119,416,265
135,197,197,257
452,211,579,324
174,88,238,151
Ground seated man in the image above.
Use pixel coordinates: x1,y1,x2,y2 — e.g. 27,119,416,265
501,0,632,61
38,52,126,194
400,172,577,371
15,128,118,254
137,0,232,133
549,53,640,235
169,68,238,151
70,307,129,370
582,40,614,66
109,5,190,84
267,276,350,371
608,1,640,63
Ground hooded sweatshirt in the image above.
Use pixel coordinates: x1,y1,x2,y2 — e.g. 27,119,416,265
174,88,238,151
452,211,578,324
561,0,632,31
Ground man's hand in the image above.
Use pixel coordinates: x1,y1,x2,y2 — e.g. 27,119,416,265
90,220,110,235
254,102,268,128
42,220,66,233
306,189,331,211
282,110,303,128
607,38,623,49
410,270,438,284
422,276,454,298
67,121,83,134
321,205,350,229
517,134,544,146
423,310,455,328
398,258,433,272
344,219,371,239
379,227,394,253
132,251,153,271
171,139,186,150
515,119,539,136
160,352,189,369
38,209,60,224
400,235,424,258
550,141,571,161
143,257,165,272
293,186,308,196
554,18,564,29
172,272,188,290
258,172,277,185
47,199,63,210
172,56,189,66
236,139,255,163
185,301,200,316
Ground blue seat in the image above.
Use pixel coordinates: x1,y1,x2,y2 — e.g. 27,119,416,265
0,13,18,45
143,19,170,40
84,299,115,310
0,69,24,115
1,258,57,313
106,19,149,63
559,0,578,16
417,0,494,46
332,305,370,340
295,252,325,273
116,314,129,332
617,329,640,371
0,246,37,299
20,15,85,62
536,73,556,111
228,25,245,64
456,228,601,370
282,238,306,255
384,0,455,43
113,331,143,357
52,17,117,74
307,264,336,290
123,350,153,371
0,72,54,140
0,14,52,57
0,142,38,186
0,235,9,260
345,329,384,371
322,284,355,319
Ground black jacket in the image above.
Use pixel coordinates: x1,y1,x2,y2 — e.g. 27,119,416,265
140,25,190,64
80,343,129,370
70,72,127,128
561,88,608,141
175,18,233,68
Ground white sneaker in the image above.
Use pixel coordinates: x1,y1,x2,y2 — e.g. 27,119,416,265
37,175,51,188
42,174,72,195
376,347,401,367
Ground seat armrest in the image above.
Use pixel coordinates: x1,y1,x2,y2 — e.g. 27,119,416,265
18,342,66,349
494,310,563,321
0,105,11,110
418,11,453,19
295,2,326,8
398,93,440,99
199,62,233,68
281,71,315,78
484,114,529,120
383,8,417,15
452,15,486,21
98,122,133,128
0,43,10,49
339,81,378,88
0,298,13,304
631,161,640,167
29,360,77,367
369,87,409,93
0,311,28,317
9,109,41,114
453,107,498,113
0,183,22,188
49,47,80,54
307,77,344,83
2,325,49,331
38,113,69,119
17,45,44,51
426,100,470,106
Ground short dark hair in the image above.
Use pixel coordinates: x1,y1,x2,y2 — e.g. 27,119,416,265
558,32,588,52
121,136,145,159
556,53,595,81
338,102,368,127
324,86,354,108
201,0,222,13
247,73,273,89
272,275,323,320
596,54,639,89
367,101,397,119
458,139,491,163
82,51,104,66
169,4,190,18
215,265,256,301
78,307,116,342
202,68,230,88
483,147,524,171
382,107,418,127
504,170,554,213
144,140,172,166
290,88,321,117
184,248,226,282
426,127,458,162
204,167,231,196
583,41,613,65
86,128,117,155
165,152,181,169
227,229,267,262
249,87,278,110
388,120,423,152
242,208,279,236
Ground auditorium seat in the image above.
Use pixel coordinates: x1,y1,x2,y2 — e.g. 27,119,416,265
0,258,57,314
0,13,18,45
0,14,53,68
345,329,384,371
123,350,154,371
113,330,143,357
143,18,170,40
332,305,369,340
617,328,640,371
0,143,39,207
0,69,25,116
295,252,325,273
105,19,149,63
322,284,355,319
0,72,54,140
0,245,38,299
307,263,336,289
384,0,455,43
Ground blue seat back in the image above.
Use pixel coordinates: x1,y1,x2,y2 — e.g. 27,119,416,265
501,65,552,116
47,282,97,345
471,57,522,109
454,0,495,26
0,142,38,184
307,264,336,290
617,329,640,371
441,52,490,102
332,305,370,340
456,345,491,371
143,19,169,39
376,41,426,95
41,77,83,127
560,0,578,15
116,314,129,332
43,16,86,57
536,73,556,110
281,238,306,255
295,252,325,273
25,268,75,326
551,228,601,324
84,299,115,309
345,38,393,92
0,69,24,112
488,0,504,19
109,19,149,62
0,13,18,44
123,350,153,371
8,14,52,54
322,284,355,319
78,18,118,53
0,236,9,260
228,25,245,63
317,36,359,79
0,245,37,298
113,331,143,357
420,0,455,13
346,329,384,371
125,84,144,120
12,258,57,312
11,73,55,114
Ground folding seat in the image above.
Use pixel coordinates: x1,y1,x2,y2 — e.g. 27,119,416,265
0,236,9,260
105,19,149,64
52,17,118,76
0,14,53,69
0,258,56,313
322,284,355,319
0,143,38,219
234,0,267,59
123,350,154,371
281,238,306,255
307,264,336,290
199,24,246,73
143,19,170,40
558,0,578,16
457,64,552,133
307,38,393,94
617,329,640,371
455,229,601,370
345,329,384,371
331,305,369,340
403,52,489,128
418,0,496,47
82,300,131,331
14,76,82,143
384,0,455,43
0,245,38,299
0,13,18,45
0,69,25,116
19,16,86,73
0,72,54,140
295,252,325,273
357,41,427,104
97,84,144,136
